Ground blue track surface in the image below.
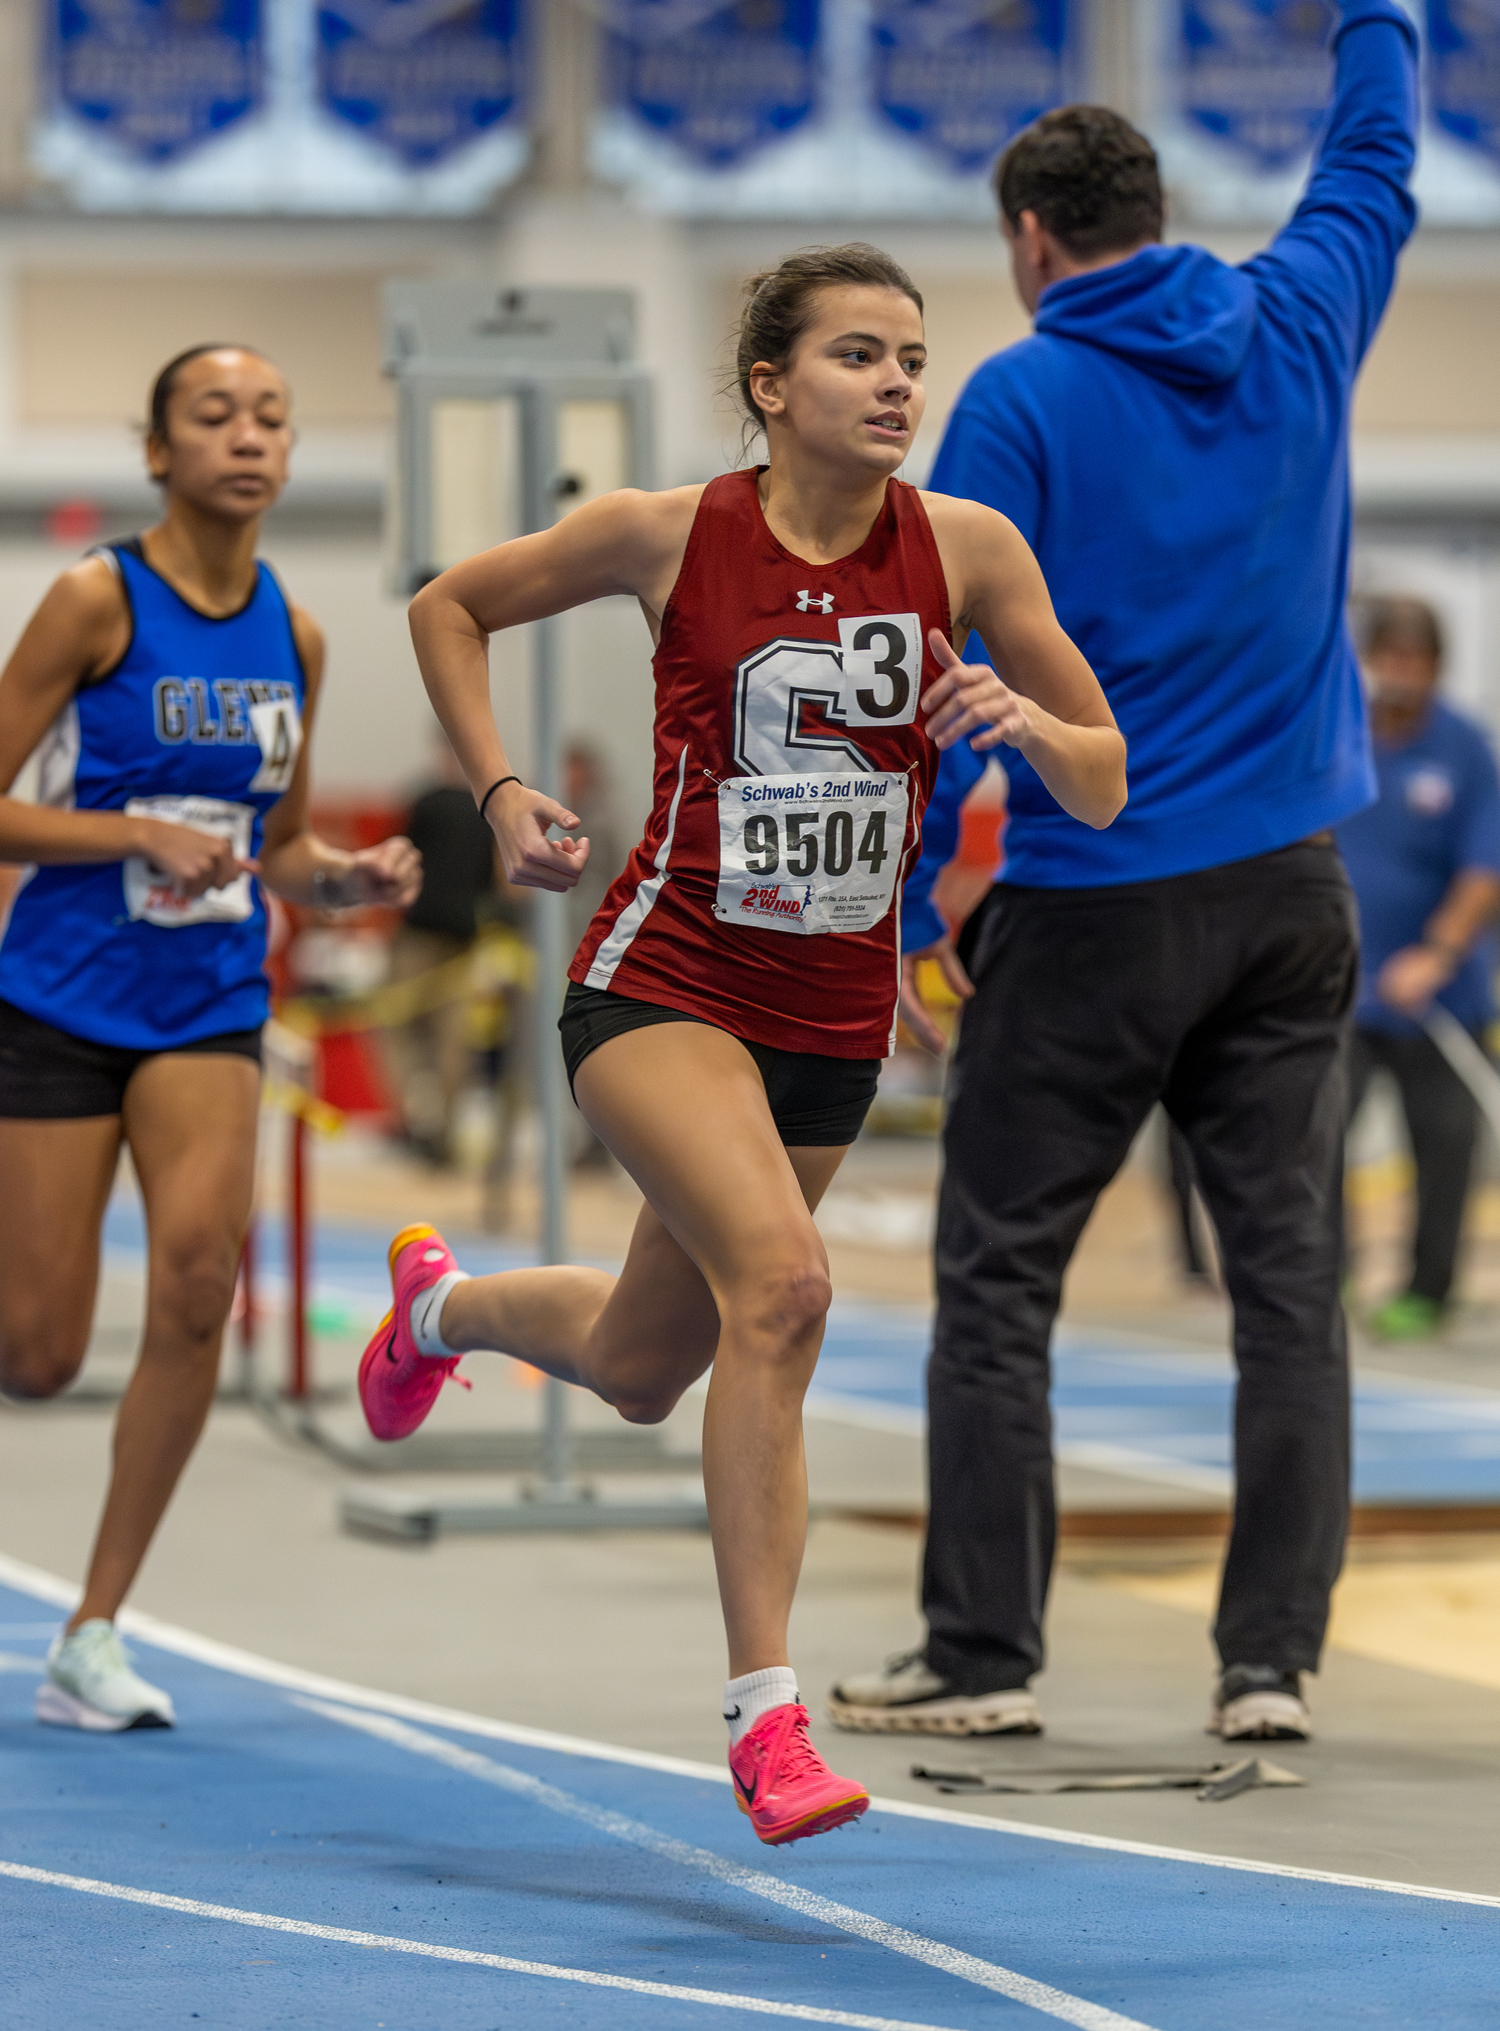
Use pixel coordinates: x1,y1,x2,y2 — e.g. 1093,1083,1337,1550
3,1566,1498,2031
103,1198,1500,1504
806,1305,1500,1506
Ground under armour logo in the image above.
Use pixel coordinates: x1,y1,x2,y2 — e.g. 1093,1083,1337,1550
796,590,835,614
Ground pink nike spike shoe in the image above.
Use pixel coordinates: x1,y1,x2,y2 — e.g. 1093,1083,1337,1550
729,1703,870,1846
357,1223,470,1442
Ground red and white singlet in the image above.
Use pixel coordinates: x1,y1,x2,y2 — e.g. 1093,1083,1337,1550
570,468,950,1058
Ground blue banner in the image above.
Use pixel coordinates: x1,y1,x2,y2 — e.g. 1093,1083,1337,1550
1179,0,1334,171
317,0,527,166
601,0,821,170
871,0,1072,175
1427,1,1500,167
53,0,262,164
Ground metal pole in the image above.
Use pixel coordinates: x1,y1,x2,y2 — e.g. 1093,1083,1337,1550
1426,1007,1500,1145
525,386,578,1501
289,1111,309,1403
535,617,574,1497
237,1220,257,1399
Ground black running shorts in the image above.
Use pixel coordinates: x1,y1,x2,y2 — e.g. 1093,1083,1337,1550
559,982,879,1147
0,997,263,1120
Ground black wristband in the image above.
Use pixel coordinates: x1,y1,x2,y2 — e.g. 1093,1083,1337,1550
478,775,522,824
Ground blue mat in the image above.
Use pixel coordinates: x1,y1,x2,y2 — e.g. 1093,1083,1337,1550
808,1306,1500,1506
2,1563,1498,2031
102,1199,1500,1502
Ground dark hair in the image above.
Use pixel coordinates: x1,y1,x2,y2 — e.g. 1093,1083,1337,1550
734,243,924,435
995,106,1163,258
147,342,273,442
1363,596,1444,666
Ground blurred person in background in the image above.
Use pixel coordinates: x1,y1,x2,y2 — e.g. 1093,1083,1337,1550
0,343,418,1733
832,0,1417,1746
385,729,497,1167
1338,597,1500,1341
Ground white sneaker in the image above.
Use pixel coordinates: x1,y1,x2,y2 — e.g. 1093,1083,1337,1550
827,1649,1042,1735
36,1620,176,1732
1209,1665,1311,1742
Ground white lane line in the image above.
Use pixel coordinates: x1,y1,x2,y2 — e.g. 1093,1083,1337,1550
0,1552,725,1786
0,1860,969,2031
3,1549,1497,1912
299,1696,1157,2031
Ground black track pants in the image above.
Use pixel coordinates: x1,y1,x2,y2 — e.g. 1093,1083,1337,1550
922,841,1359,1692
1347,1026,1479,1307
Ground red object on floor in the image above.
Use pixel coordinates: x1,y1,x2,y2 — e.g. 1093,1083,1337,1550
317,1029,393,1118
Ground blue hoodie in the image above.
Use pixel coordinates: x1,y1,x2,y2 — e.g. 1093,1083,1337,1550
904,0,1418,950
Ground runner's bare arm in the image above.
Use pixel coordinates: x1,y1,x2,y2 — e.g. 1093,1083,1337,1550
257,607,420,909
409,486,700,893
921,495,1126,830
0,558,243,892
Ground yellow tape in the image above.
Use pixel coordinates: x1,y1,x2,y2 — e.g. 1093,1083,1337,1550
261,1078,346,1137
279,926,535,1038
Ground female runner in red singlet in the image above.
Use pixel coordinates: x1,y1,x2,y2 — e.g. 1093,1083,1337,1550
359,245,1126,1845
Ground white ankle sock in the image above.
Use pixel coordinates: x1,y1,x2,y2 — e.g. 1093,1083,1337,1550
408,1270,470,1356
723,1666,799,1746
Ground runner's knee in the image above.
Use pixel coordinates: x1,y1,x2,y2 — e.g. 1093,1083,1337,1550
150,1233,239,1348
611,1385,682,1426
733,1256,832,1358
0,1308,90,1400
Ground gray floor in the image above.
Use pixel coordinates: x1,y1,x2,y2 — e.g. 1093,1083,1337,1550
4,1283,1498,1902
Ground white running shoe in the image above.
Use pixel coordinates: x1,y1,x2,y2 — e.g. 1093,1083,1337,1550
35,1620,176,1732
1209,1665,1311,1742
827,1649,1042,1735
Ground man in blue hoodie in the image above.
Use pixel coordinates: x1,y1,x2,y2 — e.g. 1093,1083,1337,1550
829,0,1418,1745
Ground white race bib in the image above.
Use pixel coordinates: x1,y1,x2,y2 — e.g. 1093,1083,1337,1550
123,794,255,928
714,772,909,937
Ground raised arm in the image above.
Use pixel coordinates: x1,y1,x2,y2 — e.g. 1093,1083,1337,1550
922,495,1126,831
1243,0,1419,374
408,486,697,893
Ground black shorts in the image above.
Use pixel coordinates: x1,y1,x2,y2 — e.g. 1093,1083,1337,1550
0,997,263,1120
559,983,879,1148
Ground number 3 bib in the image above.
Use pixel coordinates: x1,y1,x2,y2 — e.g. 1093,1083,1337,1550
714,771,910,936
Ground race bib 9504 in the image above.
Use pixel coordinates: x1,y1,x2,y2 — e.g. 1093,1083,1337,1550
714,772,909,936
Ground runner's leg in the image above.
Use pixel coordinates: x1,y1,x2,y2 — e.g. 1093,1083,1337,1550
69,1053,259,1629
1391,1032,1478,1307
0,1117,123,1399
438,1021,848,1675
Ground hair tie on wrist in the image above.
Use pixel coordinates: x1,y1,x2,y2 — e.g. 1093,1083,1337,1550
478,775,521,823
